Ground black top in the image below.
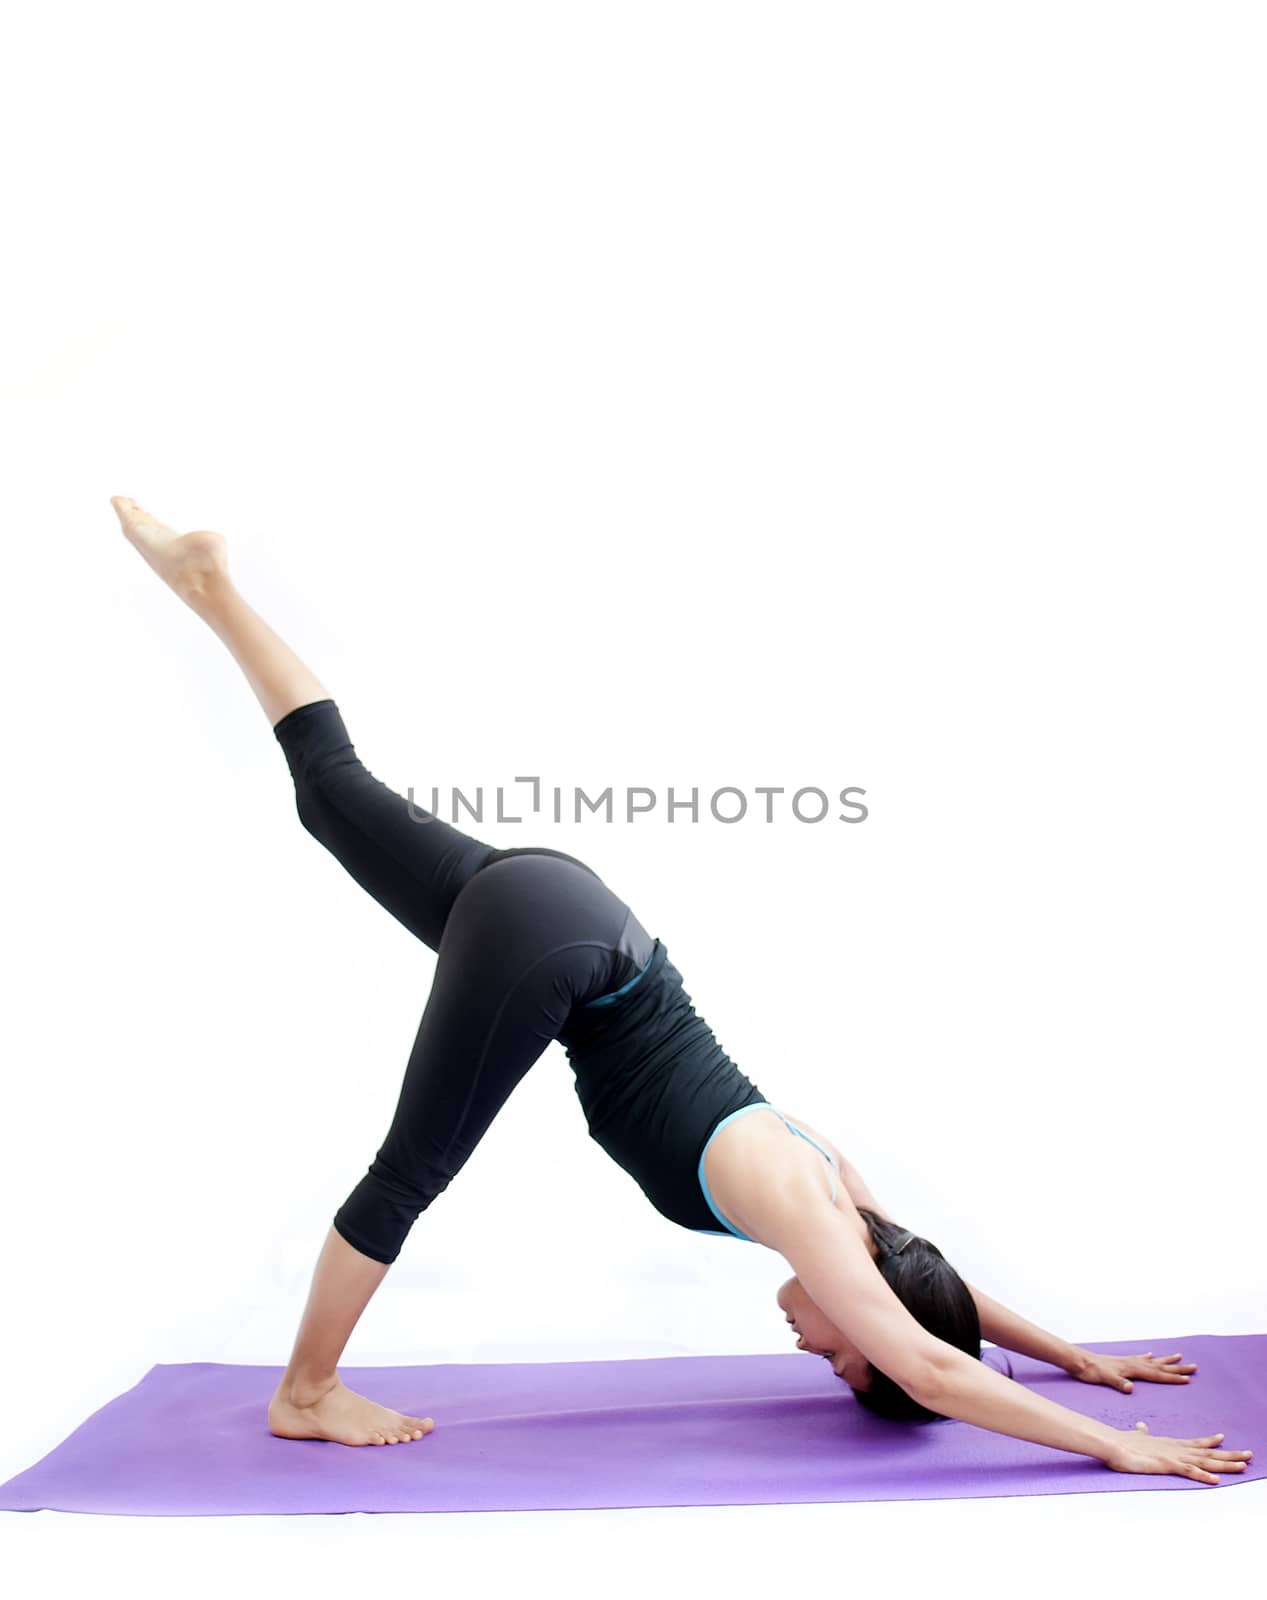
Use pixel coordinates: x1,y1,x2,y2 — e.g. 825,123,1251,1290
557,939,767,1234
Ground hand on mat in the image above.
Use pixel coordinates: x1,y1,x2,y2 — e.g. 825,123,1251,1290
1105,1420,1253,1485
1069,1349,1197,1392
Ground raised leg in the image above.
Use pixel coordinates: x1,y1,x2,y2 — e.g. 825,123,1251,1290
113,497,507,952
272,697,498,952
111,496,330,726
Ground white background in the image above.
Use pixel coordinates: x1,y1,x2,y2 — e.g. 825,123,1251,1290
2,0,1263,1591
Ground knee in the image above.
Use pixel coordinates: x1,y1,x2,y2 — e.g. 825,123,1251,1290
290,748,361,835
292,775,328,839
334,1159,451,1266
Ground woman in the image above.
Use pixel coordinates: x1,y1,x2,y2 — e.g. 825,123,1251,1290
110,497,1251,1486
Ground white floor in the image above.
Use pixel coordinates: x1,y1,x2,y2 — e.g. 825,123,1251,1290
2,1455,1259,1600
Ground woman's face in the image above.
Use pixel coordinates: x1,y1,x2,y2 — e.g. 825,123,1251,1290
777,1276,873,1390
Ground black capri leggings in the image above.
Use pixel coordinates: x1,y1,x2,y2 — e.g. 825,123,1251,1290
272,698,654,1265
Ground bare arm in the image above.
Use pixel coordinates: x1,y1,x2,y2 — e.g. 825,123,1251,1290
963,1280,1090,1375
756,1155,1252,1482
825,1145,1090,1374
757,1188,1123,1465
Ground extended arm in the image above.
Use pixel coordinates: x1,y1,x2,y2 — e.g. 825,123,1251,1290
757,1188,1127,1465
755,1161,1247,1481
962,1280,1089,1376
830,1149,1090,1374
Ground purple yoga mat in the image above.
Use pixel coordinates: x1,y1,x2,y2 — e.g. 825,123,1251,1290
1,1335,1262,1515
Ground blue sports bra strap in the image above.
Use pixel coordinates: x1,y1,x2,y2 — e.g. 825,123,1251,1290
776,1111,839,1198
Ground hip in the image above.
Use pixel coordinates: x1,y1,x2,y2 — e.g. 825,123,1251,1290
447,846,655,1012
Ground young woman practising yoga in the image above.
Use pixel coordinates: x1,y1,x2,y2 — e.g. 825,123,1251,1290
111,496,1251,1486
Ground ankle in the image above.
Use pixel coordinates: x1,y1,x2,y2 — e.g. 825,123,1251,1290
177,566,233,613
280,1370,341,1409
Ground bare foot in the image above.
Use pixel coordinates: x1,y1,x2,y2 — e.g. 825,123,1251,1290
267,1375,435,1447
110,495,229,605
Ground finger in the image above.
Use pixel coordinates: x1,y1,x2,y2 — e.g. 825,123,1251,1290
1189,1433,1226,1445
1184,1465,1218,1485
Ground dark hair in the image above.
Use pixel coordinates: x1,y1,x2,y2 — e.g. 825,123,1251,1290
850,1207,982,1424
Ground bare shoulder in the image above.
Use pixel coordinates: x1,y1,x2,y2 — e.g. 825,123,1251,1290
775,1111,847,1170
701,1108,830,1244
703,1106,898,1244
776,1111,898,1225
